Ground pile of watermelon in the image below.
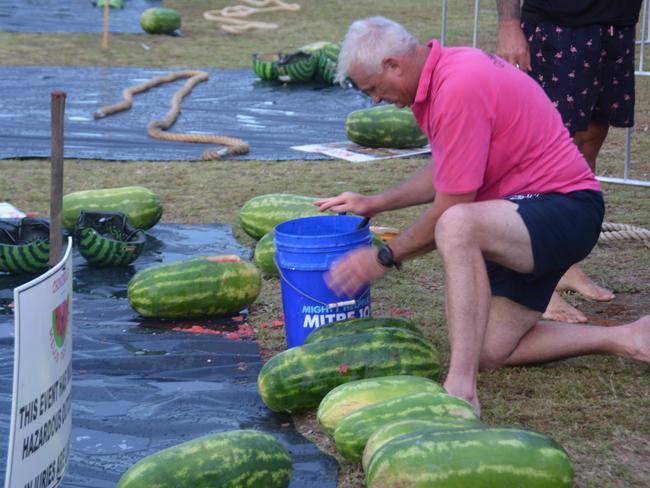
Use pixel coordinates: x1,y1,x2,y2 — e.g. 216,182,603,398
253,41,340,84
257,316,575,487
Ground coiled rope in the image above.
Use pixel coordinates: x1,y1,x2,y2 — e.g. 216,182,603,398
204,0,301,35
93,70,250,160
600,222,650,248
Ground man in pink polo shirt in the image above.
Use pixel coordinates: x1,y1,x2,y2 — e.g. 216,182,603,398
316,16,649,415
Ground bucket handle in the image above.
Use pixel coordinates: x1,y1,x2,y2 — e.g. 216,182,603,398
275,258,369,309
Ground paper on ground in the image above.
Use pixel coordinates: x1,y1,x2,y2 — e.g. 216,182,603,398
292,141,431,163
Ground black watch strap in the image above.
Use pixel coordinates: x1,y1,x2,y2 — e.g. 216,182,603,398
377,244,401,270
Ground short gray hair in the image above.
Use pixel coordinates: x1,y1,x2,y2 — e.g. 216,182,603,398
335,16,419,85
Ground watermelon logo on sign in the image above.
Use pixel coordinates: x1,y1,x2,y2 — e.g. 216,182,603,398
51,297,69,348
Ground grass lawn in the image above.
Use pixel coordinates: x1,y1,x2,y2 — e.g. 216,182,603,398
1,1,649,486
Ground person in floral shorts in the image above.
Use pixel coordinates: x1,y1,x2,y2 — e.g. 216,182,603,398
496,0,643,324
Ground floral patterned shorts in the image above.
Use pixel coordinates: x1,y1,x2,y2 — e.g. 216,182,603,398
522,21,636,132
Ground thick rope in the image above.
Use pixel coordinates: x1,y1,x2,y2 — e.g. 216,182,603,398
93,70,250,160
600,222,650,248
204,0,300,35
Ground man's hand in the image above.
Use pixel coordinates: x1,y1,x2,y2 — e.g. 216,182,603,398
496,20,531,71
325,246,388,296
314,192,377,217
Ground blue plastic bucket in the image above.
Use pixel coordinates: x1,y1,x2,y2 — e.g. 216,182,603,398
275,215,372,348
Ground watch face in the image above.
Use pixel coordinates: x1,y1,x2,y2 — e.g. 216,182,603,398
377,245,392,267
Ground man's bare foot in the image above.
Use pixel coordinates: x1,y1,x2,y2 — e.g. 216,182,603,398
557,264,615,302
543,291,588,324
619,315,650,363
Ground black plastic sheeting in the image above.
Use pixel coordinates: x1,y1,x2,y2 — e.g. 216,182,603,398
0,66,372,161
0,0,162,33
0,223,338,487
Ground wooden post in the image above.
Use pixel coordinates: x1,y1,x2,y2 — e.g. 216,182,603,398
50,91,66,268
102,0,110,49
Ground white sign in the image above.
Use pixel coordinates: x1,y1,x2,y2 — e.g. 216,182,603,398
4,238,73,488
291,141,431,163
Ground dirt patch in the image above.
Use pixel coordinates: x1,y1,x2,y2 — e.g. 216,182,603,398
580,290,650,326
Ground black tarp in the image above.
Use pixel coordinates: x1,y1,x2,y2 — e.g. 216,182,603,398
0,223,338,487
0,66,372,161
0,0,162,34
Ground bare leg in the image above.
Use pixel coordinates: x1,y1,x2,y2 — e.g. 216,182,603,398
435,200,535,415
481,296,650,367
573,120,609,171
543,120,614,321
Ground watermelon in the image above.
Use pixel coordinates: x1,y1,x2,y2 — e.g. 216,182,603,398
96,0,125,8
128,255,262,318
0,218,51,275
304,316,422,344
140,8,182,35
76,214,146,268
253,42,339,84
317,375,445,437
239,193,325,240
362,418,483,471
276,52,318,84
254,230,278,277
63,186,162,232
116,429,291,488
257,328,440,413
333,391,479,462
345,104,427,149
366,427,574,488
252,53,280,81
317,43,340,84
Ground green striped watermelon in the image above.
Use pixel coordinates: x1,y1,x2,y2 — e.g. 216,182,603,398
303,316,422,344
317,375,445,437
362,418,483,471
317,43,340,84
254,230,278,277
239,193,326,240
76,211,146,267
252,53,280,81
253,42,339,84
0,218,51,275
63,186,162,232
140,8,181,35
334,391,479,462
366,427,574,488
277,52,318,84
96,0,125,8
345,104,427,149
128,255,262,318
117,429,291,488
257,328,440,413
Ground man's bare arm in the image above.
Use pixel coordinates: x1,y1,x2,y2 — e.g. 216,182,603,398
315,162,435,216
496,0,531,71
497,0,522,21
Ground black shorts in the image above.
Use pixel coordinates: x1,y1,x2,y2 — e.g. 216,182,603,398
486,190,604,312
522,21,636,132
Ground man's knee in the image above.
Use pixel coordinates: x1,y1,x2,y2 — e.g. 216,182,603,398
478,348,507,371
435,204,475,252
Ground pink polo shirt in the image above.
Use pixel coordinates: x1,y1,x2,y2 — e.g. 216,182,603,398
410,41,601,200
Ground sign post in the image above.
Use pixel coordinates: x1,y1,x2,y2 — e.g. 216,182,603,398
4,238,73,488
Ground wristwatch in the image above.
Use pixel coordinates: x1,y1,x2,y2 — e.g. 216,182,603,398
376,244,401,270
